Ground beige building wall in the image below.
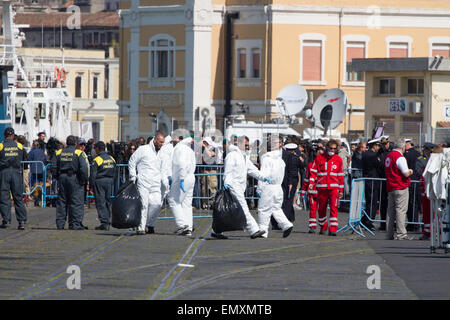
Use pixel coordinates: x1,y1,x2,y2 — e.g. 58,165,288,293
118,0,450,140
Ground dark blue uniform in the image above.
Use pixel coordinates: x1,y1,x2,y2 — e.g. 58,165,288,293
54,146,89,230
90,151,116,228
0,139,28,227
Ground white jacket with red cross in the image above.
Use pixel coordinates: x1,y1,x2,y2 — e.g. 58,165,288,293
309,153,344,193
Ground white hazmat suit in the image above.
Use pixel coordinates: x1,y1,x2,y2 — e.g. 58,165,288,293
160,136,174,201
168,137,196,232
128,140,167,232
257,150,294,238
221,144,266,236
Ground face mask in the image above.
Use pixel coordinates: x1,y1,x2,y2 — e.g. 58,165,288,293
328,151,334,156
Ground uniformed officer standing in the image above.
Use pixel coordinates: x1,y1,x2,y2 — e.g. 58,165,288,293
404,139,422,231
54,135,89,230
90,141,116,230
378,136,393,230
0,128,28,230
362,138,384,231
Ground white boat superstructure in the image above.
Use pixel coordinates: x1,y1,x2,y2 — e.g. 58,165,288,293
1,1,75,142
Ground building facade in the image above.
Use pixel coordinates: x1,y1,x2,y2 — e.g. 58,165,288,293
353,57,450,144
118,0,450,141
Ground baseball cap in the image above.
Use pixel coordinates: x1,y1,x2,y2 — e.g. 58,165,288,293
95,141,106,149
77,138,86,145
285,143,298,150
4,127,14,137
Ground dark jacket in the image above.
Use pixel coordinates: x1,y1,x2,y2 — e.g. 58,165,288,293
282,148,300,187
90,151,116,185
54,145,89,183
362,149,383,178
0,139,27,171
404,148,421,180
28,147,47,175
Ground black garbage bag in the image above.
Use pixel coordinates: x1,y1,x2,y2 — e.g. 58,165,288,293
111,181,142,229
212,189,247,233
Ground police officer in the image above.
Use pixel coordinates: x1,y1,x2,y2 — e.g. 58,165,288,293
378,136,393,231
362,137,384,231
54,135,89,230
0,128,28,230
90,141,116,230
404,139,421,231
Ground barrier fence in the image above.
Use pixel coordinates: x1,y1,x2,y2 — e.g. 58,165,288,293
19,162,426,231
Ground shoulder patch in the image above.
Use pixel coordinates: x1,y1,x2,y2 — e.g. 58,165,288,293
94,156,104,166
74,149,83,156
56,149,62,156
17,142,23,150
0,143,3,152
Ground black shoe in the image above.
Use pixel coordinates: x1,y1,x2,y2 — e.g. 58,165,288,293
328,231,337,236
0,221,8,229
211,232,228,240
319,229,326,235
70,226,85,230
146,226,155,234
95,225,110,231
18,222,25,230
378,225,386,231
81,224,89,230
283,226,293,238
136,230,146,235
251,230,266,239
308,228,316,234
57,226,64,230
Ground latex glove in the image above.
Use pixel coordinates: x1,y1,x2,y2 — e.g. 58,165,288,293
168,177,172,186
224,184,230,190
256,192,261,199
263,177,271,184
180,180,186,193
130,176,136,183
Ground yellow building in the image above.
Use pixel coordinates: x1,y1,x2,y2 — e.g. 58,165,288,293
353,57,450,144
118,0,450,141
18,47,120,142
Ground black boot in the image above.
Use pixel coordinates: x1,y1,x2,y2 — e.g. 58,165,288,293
0,221,8,229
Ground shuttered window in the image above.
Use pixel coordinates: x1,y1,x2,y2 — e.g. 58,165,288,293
346,42,365,82
389,42,408,58
432,44,450,58
302,40,322,81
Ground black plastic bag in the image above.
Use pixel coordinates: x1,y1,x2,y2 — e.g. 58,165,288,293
111,181,142,229
212,189,246,233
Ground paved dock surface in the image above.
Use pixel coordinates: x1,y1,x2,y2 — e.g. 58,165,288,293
0,206,447,300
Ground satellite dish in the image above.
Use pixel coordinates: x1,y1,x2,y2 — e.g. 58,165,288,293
311,88,347,134
276,84,307,116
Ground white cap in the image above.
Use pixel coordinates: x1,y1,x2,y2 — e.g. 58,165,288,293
404,138,412,143
285,143,298,150
368,137,382,145
350,140,359,145
202,137,217,148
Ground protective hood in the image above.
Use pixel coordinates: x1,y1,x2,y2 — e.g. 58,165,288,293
227,144,240,153
180,137,193,145
265,149,282,159
164,135,172,145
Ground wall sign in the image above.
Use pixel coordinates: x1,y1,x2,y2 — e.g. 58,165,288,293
388,98,406,114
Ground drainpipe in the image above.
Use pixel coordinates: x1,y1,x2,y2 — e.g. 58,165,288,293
224,11,239,119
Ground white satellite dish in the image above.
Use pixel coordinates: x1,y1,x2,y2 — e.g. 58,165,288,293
276,84,307,116
311,88,348,134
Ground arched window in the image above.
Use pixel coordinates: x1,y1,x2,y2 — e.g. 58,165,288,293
149,34,175,79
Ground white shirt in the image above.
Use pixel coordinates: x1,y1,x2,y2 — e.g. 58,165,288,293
393,150,409,174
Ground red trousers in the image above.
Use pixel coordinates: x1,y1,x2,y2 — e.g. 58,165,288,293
308,196,318,229
318,189,339,232
422,196,431,237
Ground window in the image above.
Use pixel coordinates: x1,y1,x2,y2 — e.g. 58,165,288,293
374,116,395,135
93,76,98,99
299,34,326,85
379,78,396,96
15,103,27,124
407,78,424,95
234,39,263,85
402,116,423,134
251,48,260,78
149,36,175,79
75,76,82,98
432,44,450,58
92,122,100,141
345,42,365,82
302,40,322,81
238,49,246,78
389,42,408,58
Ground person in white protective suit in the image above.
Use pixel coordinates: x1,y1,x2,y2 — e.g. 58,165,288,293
167,137,196,236
159,135,177,202
211,136,271,240
256,140,294,238
128,132,168,235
